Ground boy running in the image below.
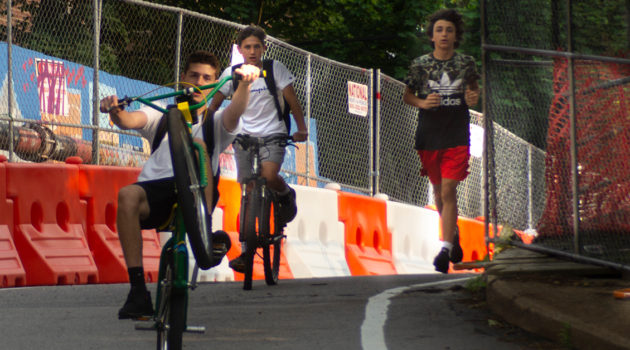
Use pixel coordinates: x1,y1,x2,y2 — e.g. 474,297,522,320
402,9,480,273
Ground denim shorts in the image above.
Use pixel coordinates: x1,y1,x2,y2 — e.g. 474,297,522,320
234,134,287,183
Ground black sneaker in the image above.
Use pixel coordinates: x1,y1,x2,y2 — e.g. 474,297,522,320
210,230,231,268
118,289,154,319
228,254,246,273
433,248,450,274
450,226,463,263
277,187,297,224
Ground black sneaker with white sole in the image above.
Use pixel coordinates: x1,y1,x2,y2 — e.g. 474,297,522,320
433,248,450,274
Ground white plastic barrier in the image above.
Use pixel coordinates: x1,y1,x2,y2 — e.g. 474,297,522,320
386,201,442,274
283,184,351,278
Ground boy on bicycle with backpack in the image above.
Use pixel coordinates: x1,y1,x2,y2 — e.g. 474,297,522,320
100,51,261,319
209,25,308,273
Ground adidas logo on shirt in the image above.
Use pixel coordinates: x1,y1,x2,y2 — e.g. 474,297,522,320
428,72,464,106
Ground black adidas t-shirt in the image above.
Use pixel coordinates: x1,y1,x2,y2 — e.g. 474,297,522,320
404,52,479,151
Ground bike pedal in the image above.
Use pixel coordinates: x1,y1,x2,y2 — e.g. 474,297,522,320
185,325,206,333
271,234,286,243
134,320,157,331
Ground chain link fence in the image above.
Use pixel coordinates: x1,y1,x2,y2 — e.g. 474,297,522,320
483,0,630,270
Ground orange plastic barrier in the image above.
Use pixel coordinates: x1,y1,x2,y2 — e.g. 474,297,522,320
6,162,98,285
0,156,26,287
75,162,160,283
216,177,242,232
456,216,488,264
0,226,25,287
338,191,397,276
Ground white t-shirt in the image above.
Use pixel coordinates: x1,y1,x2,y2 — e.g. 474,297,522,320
217,60,294,137
136,103,241,182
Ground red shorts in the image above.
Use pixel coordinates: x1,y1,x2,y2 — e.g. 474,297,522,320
417,146,470,185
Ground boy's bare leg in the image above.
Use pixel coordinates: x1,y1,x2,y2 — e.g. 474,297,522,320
439,178,459,245
117,185,149,268
116,184,154,319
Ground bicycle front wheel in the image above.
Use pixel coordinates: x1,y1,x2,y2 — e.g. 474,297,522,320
167,108,213,269
240,181,261,290
261,189,280,286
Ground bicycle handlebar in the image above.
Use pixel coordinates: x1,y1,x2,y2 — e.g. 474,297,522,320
102,67,264,114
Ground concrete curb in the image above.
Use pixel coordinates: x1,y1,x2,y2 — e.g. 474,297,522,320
485,248,630,350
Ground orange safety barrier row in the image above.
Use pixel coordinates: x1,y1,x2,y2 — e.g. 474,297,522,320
6,161,98,286
0,157,507,288
338,191,397,276
0,156,26,287
73,159,160,284
0,158,163,287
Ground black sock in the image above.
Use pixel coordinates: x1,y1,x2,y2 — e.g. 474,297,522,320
128,267,146,292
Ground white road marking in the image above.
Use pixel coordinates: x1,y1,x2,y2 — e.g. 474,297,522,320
360,277,472,350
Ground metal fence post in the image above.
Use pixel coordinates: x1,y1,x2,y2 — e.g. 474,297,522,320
374,69,381,195
7,0,14,162
92,0,102,164
305,54,312,184
481,0,489,240
566,0,581,254
175,11,183,88
368,68,375,195
527,144,534,231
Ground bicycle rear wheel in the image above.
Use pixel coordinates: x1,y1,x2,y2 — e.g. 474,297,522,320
167,108,213,269
166,289,186,349
261,189,280,286
240,181,260,290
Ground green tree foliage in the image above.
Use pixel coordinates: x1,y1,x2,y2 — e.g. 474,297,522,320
572,0,630,56
150,0,447,80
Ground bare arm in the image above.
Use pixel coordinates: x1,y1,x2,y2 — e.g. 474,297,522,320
403,87,440,110
465,80,480,107
221,64,261,132
99,95,148,130
282,84,308,141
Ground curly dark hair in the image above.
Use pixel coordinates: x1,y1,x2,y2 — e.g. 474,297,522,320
426,9,464,49
236,25,266,46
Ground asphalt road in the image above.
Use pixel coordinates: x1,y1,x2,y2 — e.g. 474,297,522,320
0,274,561,349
